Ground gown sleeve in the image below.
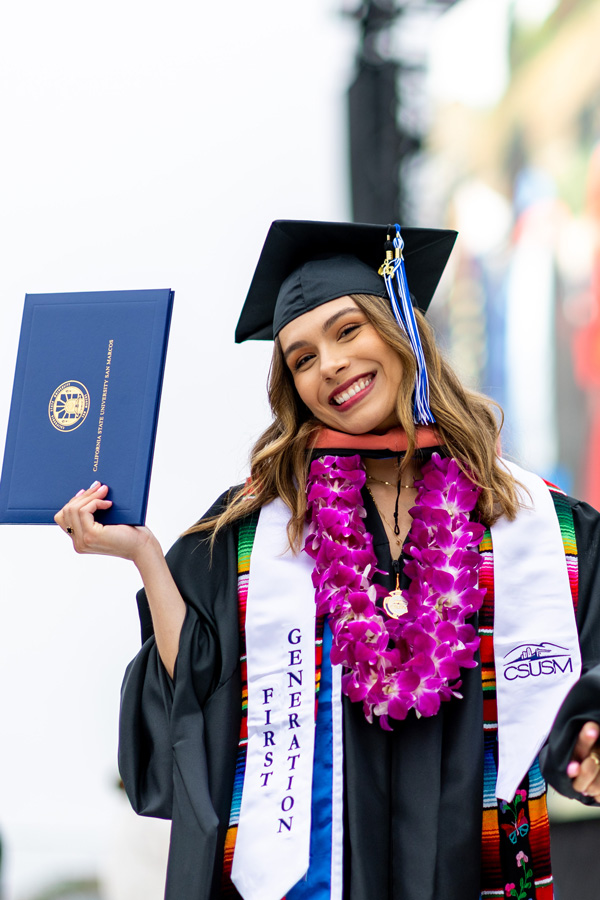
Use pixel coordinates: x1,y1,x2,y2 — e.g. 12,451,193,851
118,491,243,899
539,497,600,803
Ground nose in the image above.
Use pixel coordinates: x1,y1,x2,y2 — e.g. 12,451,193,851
319,347,349,381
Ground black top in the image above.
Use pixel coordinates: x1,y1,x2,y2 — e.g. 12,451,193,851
119,491,600,900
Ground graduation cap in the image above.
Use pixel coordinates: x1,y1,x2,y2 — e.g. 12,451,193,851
235,219,457,424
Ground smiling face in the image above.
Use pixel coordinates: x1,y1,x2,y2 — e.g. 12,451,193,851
278,296,404,434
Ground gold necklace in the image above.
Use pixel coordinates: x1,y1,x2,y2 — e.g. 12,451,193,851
365,485,403,549
366,474,415,489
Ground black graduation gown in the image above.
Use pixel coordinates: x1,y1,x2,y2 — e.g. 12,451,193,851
118,492,600,900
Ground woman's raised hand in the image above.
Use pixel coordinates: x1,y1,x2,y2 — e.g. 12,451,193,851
54,482,155,564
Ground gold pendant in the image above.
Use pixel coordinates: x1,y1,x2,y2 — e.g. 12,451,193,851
383,589,408,619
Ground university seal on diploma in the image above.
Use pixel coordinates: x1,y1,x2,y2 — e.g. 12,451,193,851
48,380,91,432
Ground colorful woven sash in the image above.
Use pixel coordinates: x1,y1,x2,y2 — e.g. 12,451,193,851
224,486,579,900
480,485,578,899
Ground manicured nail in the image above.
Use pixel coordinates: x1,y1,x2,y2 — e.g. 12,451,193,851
89,481,100,490
567,762,579,777
75,489,85,497
586,727,598,739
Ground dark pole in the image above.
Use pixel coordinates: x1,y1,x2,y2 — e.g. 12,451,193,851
348,2,402,223
346,0,458,224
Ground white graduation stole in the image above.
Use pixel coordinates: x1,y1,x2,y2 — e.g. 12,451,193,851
231,499,318,900
492,461,581,800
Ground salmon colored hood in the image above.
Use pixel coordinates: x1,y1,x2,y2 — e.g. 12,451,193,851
311,425,441,453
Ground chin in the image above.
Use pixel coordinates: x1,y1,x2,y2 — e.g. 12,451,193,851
333,424,372,435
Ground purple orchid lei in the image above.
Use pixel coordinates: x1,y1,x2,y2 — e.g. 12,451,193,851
304,452,486,728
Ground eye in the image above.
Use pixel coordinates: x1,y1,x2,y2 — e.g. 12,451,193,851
293,352,314,372
339,322,362,339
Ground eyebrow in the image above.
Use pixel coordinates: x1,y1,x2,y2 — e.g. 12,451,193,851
282,306,360,361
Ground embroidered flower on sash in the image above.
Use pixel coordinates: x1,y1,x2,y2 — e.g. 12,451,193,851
304,452,486,727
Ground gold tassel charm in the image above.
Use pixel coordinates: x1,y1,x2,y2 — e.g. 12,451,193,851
382,572,408,620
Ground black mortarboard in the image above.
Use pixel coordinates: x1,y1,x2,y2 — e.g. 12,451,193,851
235,219,457,343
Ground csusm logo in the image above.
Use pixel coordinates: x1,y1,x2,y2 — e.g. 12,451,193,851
48,380,90,432
502,643,573,681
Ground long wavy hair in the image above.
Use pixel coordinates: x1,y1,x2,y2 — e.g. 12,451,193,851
186,293,520,548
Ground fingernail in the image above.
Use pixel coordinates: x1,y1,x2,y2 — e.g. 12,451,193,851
586,727,599,738
567,762,579,777
89,481,100,490
582,790,590,796
75,489,85,497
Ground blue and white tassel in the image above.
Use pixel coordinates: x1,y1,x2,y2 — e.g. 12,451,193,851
378,223,435,425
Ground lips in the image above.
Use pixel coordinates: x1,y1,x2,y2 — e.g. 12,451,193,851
330,373,375,407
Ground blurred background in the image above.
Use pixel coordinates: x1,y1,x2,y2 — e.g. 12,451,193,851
0,0,599,897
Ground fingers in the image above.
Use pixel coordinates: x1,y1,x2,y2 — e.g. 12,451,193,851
55,483,150,561
54,482,112,550
567,722,600,798
571,753,600,798
571,722,600,762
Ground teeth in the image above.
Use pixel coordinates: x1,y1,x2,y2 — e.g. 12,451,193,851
333,376,372,405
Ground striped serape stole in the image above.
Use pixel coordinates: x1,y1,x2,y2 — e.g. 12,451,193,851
221,513,326,899
220,512,258,898
479,487,578,899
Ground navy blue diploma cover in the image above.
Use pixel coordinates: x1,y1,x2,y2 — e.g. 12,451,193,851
0,289,174,524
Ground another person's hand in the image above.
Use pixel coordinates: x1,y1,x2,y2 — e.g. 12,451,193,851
566,721,600,800
54,482,157,565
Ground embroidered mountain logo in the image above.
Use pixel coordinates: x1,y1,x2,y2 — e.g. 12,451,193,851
502,643,573,681
48,381,90,432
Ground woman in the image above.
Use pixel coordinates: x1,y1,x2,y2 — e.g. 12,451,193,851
56,220,600,900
